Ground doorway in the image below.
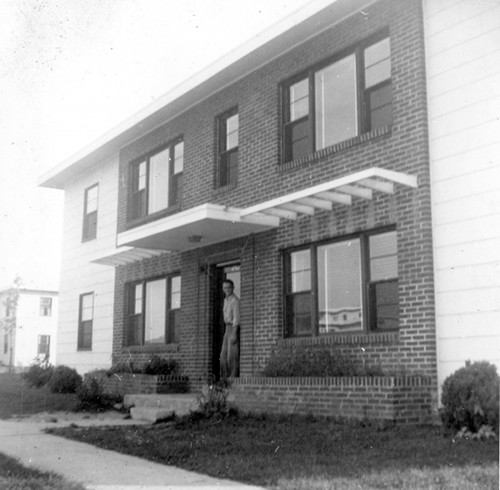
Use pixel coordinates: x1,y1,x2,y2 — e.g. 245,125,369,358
211,262,240,381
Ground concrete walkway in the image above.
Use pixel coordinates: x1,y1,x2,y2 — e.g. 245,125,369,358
0,412,264,490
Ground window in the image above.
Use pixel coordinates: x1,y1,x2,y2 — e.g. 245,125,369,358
38,335,50,355
284,229,398,336
82,184,98,241
283,34,391,162
129,139,184,221
78,293,94,350
40,297,52,317
218,109,239,187
127,275,181,346
3,334,7,354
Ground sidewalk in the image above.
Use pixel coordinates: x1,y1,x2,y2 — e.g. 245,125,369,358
0,412,265,490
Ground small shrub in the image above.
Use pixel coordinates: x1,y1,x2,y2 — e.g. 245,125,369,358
143,355,178,376
76,376,121,412
22,362,54,388
48,365,82,394
197,382,232,418
441,361,499,434
106,356,179,376
262,344,382,377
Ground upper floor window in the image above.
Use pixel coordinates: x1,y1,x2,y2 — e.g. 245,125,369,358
284,229,398,337
127,274,181,346
218,109,238,187
129,138,184,221
40,297,52,317
78,292,94,350
283,34,391,163
82,184,98,241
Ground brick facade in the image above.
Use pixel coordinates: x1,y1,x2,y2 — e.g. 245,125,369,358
111,0,438,407
230,376,433,423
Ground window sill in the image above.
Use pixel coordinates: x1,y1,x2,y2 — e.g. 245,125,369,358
281,330,399,347
123,343,180,353
213,182,237,195
77,347,92,352
279,125,392,172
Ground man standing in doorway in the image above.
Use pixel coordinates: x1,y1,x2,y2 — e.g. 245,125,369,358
220,279,240,380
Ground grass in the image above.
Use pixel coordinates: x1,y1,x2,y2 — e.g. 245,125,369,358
0,452,85,490
0,373,78,419
46,411,499,490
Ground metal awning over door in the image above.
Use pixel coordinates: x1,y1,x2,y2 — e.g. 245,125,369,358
240,167,417,221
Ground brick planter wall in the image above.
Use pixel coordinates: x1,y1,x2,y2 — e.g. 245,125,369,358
88,372,189,397
230,376,433,423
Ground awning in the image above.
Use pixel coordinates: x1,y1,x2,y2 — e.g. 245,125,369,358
97,167,417,266
116,203,280,253
240,167,417,220
91,246,165,267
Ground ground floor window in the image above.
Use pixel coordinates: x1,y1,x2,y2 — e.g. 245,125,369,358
284,228,398,337
127,274,181,346
78,293,94,350
38,335,50,355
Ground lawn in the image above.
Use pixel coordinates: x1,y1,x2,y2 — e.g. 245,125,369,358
0,452,85,490
46,411,499,490
0,373,78,419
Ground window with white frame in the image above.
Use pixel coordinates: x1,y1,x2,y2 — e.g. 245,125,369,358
82,184,98,241
40,297,52,317
38,335,50,355
78,293,94,350
218,109,239,187
129,138,184,221
282,33,392,162
284,229,398,337
127,275,181,346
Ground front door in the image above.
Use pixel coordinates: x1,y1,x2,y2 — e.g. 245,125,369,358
212,263,240,381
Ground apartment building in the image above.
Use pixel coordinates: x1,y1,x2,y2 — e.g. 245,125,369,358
39,0,500,410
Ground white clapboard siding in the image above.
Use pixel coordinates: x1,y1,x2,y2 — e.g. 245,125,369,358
56,154,119,374
424,0,500,399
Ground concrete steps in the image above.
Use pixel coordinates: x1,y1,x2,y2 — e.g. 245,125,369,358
124,394,199,423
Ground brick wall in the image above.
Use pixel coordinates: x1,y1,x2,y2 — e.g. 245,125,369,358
87,372,189,396
230,376,433,423
109,0,437,406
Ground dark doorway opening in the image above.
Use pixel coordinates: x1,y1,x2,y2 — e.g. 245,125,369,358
211,262,240,381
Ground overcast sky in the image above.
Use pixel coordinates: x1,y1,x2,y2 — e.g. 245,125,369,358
0,0,316,290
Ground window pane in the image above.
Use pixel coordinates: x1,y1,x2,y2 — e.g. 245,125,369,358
81,294,93,322
134,284,142,314
293,293,312,336
371,280,399,330
148,148,169,213
86,186,98,213
226,114,239,150
286,292,311,336
365,37,391,88
285,118,309,162
145,279,166,344
315,54,357,149
290,249,311,292
370,231,397,281
369,83,393,130
317,239,363,333
174,141,184,174
290,79,309,121
170,276,181,309
134,161,146,191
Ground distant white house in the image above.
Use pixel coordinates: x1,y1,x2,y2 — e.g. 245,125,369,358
0,287,58,370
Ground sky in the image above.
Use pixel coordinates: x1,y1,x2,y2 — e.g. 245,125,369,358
0,0,316,291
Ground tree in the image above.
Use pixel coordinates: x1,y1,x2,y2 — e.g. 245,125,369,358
0,277,22,373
